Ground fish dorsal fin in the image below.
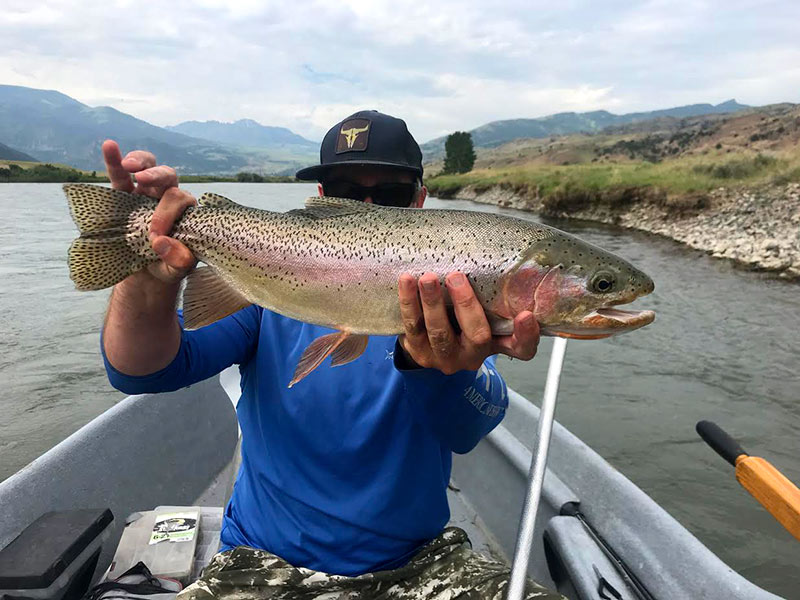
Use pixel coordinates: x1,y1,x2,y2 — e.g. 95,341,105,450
182,266,252,329
297,196,379,219
305,196,379,211
198,192,240,209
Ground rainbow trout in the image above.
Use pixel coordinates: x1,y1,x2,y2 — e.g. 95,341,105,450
64,184,655,386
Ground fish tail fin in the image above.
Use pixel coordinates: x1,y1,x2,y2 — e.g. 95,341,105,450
64,183,157,290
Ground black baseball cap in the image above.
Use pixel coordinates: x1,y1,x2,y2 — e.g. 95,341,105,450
295,110,423,181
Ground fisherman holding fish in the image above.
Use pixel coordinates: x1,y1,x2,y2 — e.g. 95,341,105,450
70,110,651,599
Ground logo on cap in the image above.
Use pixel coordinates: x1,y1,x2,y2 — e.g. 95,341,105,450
336,119,370,153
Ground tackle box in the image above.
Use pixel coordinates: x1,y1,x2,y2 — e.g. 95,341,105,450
104,506,222,584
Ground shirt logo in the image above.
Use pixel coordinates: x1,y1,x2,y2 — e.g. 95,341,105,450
336,119,370,153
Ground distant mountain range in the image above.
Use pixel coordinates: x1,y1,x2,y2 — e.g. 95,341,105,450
0,85,318,174
420,100,750,161
0,84,758,174
0,141,37,162
167,119,316,149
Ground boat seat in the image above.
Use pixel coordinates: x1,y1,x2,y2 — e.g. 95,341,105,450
186,491,502,579
0,376,239,584
139,490,504,584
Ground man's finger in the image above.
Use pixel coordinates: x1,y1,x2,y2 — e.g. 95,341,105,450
398,274,429,356
102,140,134,192
151,236,197,271
150,188,197,239
445,272,492,349
135,165,179,198
493,311,540,360
121,150,157,173
418,273,457,359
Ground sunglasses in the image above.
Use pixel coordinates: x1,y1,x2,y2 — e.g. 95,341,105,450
322,180,418,207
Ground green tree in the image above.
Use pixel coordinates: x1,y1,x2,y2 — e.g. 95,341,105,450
236,171,265,182
442,131,476,174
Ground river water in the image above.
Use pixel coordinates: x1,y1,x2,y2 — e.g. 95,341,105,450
0,183,797,596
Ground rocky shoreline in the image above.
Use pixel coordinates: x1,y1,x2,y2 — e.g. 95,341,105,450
441,183,800,281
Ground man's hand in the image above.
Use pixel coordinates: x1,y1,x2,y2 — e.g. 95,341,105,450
397,272,539,374
102,139,196,284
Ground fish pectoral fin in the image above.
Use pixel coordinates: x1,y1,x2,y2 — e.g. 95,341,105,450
330,334,369,367
486,312,515,336
290,331,358,387
197,192,241,209
182,267,252,329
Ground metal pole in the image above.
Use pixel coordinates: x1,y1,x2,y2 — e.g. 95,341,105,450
506,336,568,600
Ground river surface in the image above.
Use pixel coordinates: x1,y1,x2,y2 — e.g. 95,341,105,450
1,183,797,596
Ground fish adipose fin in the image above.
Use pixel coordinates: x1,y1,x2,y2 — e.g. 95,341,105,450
64,184,158,290
197,192,241,209
289,331,369,387
182,266,252,329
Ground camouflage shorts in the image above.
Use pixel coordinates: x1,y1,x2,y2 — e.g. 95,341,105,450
177,527,565,600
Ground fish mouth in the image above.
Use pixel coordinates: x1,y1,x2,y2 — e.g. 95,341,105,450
542,307,656,340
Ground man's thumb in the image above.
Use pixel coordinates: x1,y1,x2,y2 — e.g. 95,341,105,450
152,236,172,259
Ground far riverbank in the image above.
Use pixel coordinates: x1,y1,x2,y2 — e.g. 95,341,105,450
431,182,800,281
0,161,296,183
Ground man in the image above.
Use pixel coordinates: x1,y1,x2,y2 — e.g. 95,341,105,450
101,110,563,599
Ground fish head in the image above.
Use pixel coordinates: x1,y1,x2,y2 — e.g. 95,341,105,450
504,232,655,339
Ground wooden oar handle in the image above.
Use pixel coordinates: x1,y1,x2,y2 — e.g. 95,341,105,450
696,420,747,466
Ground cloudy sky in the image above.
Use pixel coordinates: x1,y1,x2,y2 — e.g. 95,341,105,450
1,0,798,142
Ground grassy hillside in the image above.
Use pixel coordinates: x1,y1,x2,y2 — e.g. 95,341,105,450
429,150,799,204
0,161,105,182
426,104,800,205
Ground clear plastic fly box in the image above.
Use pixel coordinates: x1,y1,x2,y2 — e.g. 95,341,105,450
105,508,200,583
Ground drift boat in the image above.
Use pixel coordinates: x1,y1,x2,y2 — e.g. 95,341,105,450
0,357,782,599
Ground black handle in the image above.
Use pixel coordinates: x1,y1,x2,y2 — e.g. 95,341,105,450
696,420,748,467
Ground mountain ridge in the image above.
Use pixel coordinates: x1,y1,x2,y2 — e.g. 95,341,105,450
420,100,751,160
167,118,317,149
0,141,38,162
0,85,317,174
0,85,765,175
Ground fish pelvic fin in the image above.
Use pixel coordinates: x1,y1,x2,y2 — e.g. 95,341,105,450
64,184,157,290
330,334,369,367
182,266,252,329
289,331,369,388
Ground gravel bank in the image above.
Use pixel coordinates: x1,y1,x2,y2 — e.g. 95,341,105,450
445,183,800,280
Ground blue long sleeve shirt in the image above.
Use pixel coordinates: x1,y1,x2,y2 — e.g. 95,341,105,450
103,306,509,576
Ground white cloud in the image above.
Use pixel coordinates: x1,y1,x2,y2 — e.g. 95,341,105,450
0,0,798,142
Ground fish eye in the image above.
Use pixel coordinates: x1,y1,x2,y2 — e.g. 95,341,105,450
590,271,616,293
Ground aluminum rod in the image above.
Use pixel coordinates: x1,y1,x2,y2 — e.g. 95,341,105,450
506,336,568,600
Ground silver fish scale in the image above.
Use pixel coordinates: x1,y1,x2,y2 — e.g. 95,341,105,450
169,203,556,334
